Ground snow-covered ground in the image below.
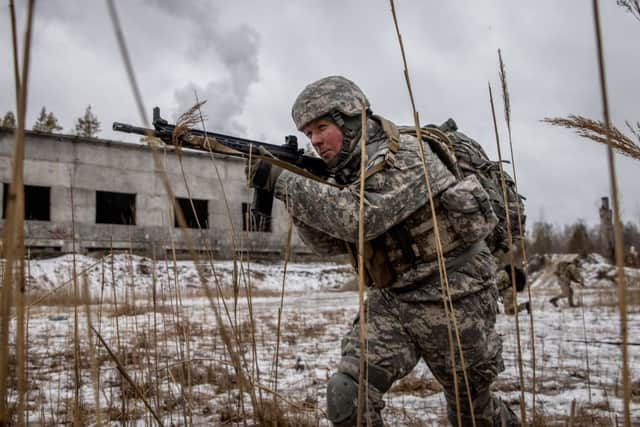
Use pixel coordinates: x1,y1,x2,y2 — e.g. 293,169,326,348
7,253,640,425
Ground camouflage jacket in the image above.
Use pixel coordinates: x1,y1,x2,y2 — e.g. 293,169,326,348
556,262,583,284
274,123,496,301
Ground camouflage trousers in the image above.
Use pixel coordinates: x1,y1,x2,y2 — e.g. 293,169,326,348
335,285,516,426
550,278,576,307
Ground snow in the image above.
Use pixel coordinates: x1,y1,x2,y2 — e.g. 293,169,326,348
7,253,640,425
24,254,355,299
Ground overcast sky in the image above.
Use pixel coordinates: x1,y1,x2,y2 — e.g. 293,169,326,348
1,1,638,227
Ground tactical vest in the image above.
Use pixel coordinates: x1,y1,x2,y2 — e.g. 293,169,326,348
347,117,498,289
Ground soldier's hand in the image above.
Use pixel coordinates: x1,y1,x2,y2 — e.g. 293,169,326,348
245,158,282,192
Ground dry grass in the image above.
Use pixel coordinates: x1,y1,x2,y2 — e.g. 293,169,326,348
169,362,237,390
543,115,640,161
529,403,615,427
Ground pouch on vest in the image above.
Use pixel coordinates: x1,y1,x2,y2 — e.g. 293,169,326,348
440,175,498,245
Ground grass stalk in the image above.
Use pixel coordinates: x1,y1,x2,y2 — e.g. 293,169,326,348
488,83,526,423
542,115,640,161
356,99,370,427
497,48,537,422
168,234,191,427
273,211,293,397
389,2,474,425
151,244,161,412
235,147,264,410
0,1,34,423
591,1,631,424
579,299,592,403
69,177,82,426
83,272,102,427
16,251,26,427
108,239,126,423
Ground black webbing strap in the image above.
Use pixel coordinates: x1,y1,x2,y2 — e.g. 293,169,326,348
389,240,485,294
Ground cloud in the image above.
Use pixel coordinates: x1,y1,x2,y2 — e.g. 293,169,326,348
146,0,260,135
1,1,638,227
173,80,246,135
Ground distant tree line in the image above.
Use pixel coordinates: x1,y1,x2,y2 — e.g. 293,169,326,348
1,105,101,137
528,219,640,266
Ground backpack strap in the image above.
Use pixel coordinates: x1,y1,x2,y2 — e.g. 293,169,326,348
362,116,463,181
363,115,400,179
396,125,463,180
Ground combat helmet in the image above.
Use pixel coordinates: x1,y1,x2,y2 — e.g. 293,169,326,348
291,75,370,131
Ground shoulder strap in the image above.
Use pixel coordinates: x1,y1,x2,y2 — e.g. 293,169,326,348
397,125,462,179
363,115,400,179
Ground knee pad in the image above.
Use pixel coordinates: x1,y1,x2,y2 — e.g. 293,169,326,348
326,372,359,425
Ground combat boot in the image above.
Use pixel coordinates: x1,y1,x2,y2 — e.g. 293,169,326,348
447,394,521,427
493,398,521,426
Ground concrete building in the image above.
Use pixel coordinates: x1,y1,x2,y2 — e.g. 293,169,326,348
0,129,313,258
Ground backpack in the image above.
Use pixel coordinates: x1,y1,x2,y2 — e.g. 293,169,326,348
398,118,526,255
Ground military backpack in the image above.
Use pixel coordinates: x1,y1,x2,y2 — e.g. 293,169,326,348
398,118,526,255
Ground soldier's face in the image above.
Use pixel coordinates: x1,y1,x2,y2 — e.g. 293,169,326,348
303,118,344,162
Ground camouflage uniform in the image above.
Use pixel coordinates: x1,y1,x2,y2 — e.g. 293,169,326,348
496,269,529,315
274,76,519,426
550,260,583,308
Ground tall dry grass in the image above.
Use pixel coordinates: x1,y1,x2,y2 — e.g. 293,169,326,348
0,2,636,426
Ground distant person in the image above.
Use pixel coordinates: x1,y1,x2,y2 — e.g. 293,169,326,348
550,258,584,307
496,264,530,314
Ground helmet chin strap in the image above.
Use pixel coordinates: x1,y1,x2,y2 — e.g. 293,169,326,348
328,110,363,171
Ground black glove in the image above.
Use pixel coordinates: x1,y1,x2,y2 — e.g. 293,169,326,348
245,158,282,192
502,265,527,292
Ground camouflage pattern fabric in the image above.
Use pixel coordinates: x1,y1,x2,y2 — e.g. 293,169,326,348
496,269,529,315
440,174,499,245
337,285,515,426
276,76,518,425
275,132,502,301
291,76,370,130
550,262,583,308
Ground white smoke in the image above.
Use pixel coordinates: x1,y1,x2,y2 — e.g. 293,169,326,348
149,0,261,135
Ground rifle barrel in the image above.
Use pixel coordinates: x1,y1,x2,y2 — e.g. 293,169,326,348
112,122,158,137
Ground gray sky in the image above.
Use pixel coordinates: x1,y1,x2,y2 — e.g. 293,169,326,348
1,1,638,227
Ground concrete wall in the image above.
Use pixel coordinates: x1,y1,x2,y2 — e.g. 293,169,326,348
0,129,311,258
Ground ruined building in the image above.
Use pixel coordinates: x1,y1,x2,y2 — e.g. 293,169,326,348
0,129,312,258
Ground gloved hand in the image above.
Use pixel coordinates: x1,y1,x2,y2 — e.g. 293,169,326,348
502,264,527,292
245,158,282,192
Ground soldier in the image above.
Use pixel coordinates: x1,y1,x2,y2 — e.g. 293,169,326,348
496,265,530,315
550,257,584,308
247,76,519,426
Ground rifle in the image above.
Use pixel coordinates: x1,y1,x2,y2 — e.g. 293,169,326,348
113,107,328,231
